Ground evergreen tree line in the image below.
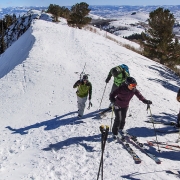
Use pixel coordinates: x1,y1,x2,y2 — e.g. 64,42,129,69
46,2,91,29
0,14,17,54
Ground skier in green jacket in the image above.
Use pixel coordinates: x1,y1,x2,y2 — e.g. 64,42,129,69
106,65,129,93
105,65,129,107
73,74,92,118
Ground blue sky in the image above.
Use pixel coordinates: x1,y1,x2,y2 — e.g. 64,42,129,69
0,0,179,8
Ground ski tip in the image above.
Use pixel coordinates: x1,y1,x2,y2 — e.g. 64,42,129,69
156,161,161,164
135,160,142,164
147,141,153,146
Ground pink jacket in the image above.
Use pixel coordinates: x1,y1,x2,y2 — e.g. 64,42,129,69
110,83,146,108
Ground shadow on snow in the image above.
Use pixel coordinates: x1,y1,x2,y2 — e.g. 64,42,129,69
42,134,100,152
121,169,179,180
5,110,101,135
128,111,177,137
148,65,180,92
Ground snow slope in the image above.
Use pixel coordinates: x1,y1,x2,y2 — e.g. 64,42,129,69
0,17,180,180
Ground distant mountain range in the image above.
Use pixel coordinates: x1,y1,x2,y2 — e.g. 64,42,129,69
1,5,180,20
0,6,47,19
1,5,180,51
90,5,180,20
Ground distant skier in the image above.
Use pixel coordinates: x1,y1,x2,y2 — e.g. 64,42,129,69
73,74,92,118
109,77,152,138
105,64,130,107
176,88,180,128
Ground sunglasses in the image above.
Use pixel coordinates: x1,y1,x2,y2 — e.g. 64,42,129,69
129,83,137,87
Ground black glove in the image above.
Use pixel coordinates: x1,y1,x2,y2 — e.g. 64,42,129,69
143,99,152,104
87,100,92,110
105,78,109,83
109,97,115,103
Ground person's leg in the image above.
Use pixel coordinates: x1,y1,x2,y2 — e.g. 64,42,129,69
77,96,87,117
112,106,128,135
119,107,128,130
112,106,121,135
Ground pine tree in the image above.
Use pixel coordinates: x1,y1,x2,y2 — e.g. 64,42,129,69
67,2,92,29
0,36,6,54
142,7,175,65
47,4,61,22
168,38,180,67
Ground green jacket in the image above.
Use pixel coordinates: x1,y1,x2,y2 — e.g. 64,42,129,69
73,80,92,100
106,66,129,86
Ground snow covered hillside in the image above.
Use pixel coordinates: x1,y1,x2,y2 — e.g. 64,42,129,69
0,15,180,180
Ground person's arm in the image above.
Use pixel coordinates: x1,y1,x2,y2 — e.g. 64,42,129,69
134,89,152,104
73,80,81,88
105,69,112,83
109,87,120,103
88,82,92,100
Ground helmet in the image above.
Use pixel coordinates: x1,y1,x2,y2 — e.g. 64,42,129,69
111,67,121,77
125,77,137,86
82,74,88,80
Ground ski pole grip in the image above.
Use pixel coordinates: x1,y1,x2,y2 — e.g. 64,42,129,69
99,125,105,133
105,125,109,132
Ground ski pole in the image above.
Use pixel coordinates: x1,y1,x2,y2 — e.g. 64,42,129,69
97,125,109,180
97,125,106,180
147,104,161,153
99,83,107,110
128,106,132,117
110,105,114,132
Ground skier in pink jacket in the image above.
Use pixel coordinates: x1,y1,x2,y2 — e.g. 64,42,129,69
109,77,152,137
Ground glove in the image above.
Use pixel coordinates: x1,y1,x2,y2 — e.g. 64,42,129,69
143,99,152,104
105,78,110,83
109,99,115,105
87,100,92,110
177,96,180,102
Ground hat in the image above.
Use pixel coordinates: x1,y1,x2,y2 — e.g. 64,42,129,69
82,74,88,80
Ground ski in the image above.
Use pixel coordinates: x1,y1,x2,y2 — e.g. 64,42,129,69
147,140,180,148
99,107,112,118
145,120,177,126
123,132,161,164
117,132,141,164
166,170,180,177
147,141,180,151
156,129,179,134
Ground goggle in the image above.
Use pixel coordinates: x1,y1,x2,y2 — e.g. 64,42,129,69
129,83,137,87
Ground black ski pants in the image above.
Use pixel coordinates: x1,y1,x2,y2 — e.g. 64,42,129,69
112,106,128,135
